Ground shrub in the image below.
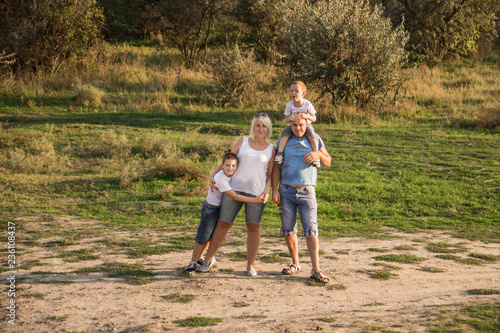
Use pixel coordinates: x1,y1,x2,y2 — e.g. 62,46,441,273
74,83,105,108
1,137,58,173
153,156,203,181
209,45,268,103
93,130,130,158
140,132,176,158
278,0,409,107
378,0,500,63
0,0,104,71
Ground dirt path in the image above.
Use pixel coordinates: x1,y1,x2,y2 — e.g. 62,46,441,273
3,217,500,332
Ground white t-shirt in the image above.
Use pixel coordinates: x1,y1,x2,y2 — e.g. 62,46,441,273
205,170,232,206
230,137,273,196
284,99,317,124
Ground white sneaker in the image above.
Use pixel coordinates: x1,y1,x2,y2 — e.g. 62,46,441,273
274,153,284,164
312,158,321,168
198,258,216,272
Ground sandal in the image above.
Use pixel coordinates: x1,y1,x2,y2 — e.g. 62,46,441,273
310,269,329,283
282,263,301,275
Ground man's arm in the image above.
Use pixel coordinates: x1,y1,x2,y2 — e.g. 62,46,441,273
304,146,331,167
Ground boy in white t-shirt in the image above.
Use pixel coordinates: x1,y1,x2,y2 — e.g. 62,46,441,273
186,152,264,271
274,81,320,167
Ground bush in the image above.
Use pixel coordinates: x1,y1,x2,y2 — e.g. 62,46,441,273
0,0,104,71
279,0,409,107
74,83,105,108
153,156,203,181
1,137,58,173
377,0,500,63
209,45,268,103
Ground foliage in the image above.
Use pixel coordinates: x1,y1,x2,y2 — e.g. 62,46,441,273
208,45,269,103
0,0,105,72
377,0,500,63
96,0,146,41
279,0,409,107
142,0,230,67
232,0,285,63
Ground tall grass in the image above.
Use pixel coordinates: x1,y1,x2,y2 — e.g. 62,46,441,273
0,43,498,241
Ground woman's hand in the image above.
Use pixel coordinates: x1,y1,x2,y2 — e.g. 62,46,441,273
261,193,269,204
209,176,218,192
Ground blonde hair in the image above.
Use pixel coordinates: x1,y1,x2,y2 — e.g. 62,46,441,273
291,81,307,93
249,115,273,141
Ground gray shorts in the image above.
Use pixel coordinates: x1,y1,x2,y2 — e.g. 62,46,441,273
218,191,266,224
279,184,318,236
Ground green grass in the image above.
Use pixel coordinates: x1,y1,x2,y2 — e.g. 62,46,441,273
56,248,100,262
420,266,447,273
174,316,223,327
426,242,468,254
467,289,500,295
75,262,154,285
161,293,197,303
233,301,250,307
425,302,500,332
375,254,427,264
469,253,499,262
435,254,484,265
237,314,268,319
365,270,399,280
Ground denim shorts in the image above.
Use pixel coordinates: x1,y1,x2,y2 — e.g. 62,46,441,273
218,191,266,224
279,184,318,236
195,200,221,244
281,123,317,139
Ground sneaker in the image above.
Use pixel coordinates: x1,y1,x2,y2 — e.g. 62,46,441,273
312,158,321,168
197,258,204,265
198,258,216,272
246,267,257,276
274,153,284,164
186,262,197,272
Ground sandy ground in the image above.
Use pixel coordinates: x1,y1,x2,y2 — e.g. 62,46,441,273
2,216,499,332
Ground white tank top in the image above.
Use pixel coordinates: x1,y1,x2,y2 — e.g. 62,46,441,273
230,137,273,196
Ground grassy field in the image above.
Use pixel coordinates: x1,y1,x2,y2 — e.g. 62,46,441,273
0,44,499,331
1,45,498,244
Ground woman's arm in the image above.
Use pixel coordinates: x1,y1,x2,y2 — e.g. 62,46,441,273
225,190,263,203
260,146,276,203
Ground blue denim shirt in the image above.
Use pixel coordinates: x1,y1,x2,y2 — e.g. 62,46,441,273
277,134,325,186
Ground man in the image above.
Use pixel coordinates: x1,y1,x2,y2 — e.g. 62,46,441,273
272,117,331,283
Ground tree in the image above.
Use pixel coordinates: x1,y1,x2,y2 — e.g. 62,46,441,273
279,0,409,107
143,0,230,67
0,0,104,72
232,0,285,63
376,0,500,62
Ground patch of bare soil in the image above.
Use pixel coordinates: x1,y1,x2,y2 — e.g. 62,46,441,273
2,216,499,332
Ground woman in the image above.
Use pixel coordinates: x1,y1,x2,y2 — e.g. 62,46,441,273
198,114,276,276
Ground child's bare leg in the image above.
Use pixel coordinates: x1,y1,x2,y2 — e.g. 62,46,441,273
274,135,290,164
307,135,319,152
278,135,289,153
190,242,207,262
307,135,321,167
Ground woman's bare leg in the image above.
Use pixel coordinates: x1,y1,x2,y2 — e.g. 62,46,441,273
246,221,261,270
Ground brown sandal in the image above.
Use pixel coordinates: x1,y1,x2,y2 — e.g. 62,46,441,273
310,269,329,283
282,264,301,275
